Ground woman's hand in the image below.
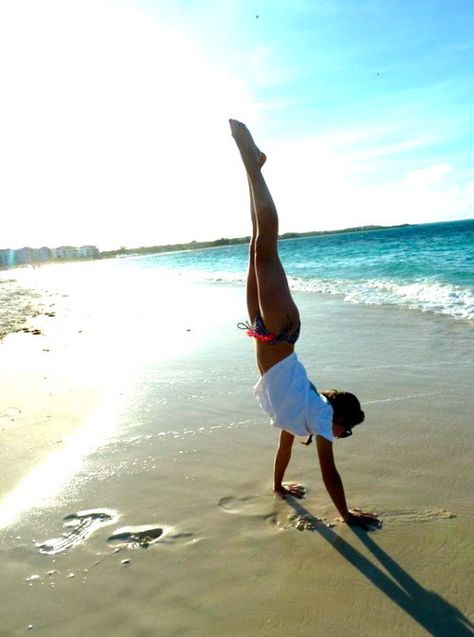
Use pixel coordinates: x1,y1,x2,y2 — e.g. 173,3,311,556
344,509,381,530
274,483,306,499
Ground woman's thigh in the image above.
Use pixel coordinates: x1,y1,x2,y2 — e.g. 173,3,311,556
255,254,299,334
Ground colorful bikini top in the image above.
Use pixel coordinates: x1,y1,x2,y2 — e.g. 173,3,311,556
237,313,301,346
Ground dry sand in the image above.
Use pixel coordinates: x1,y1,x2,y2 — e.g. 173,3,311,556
0,263,473,637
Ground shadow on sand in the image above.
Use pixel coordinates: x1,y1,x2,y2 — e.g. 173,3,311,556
286,499,473,637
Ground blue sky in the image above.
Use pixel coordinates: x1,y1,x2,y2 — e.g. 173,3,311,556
1,0,473,249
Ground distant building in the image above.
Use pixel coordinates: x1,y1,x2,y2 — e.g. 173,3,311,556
0,249,15,268
0,244,99,267
52,246,80,260
79,245,99,258
14,247,34,265
35,246,52,262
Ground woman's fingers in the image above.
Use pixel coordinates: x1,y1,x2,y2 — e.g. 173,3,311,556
347,510,382,529
274,483,306,499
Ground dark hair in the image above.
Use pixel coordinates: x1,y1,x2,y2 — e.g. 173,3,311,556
321,389,365,428
302,389,365,446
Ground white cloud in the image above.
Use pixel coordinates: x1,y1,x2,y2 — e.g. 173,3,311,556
261,134,474,233
402,164,453,188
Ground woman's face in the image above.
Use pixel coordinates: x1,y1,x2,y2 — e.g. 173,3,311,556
332,420,353,439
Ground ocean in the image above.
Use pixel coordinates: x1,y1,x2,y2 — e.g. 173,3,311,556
121,219,474,321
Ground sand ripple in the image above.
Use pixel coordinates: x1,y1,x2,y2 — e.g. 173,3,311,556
376,508,456,524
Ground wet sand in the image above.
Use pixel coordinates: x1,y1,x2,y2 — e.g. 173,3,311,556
0,263,473,636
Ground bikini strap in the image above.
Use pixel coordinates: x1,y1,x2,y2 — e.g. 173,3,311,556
237,321,252,331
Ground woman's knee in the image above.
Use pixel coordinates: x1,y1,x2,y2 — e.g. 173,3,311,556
255,235,278,262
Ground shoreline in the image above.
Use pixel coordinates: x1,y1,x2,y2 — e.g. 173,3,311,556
2,258,472,344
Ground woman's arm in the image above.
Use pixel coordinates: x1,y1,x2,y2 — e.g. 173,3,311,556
316,436,380,528
273,430,305,498
316,435,350,518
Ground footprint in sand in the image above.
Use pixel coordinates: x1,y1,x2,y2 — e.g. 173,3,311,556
218,496,278,522
107,525,194,550
37,509,118,555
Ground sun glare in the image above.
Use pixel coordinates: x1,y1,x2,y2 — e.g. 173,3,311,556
0,0,257,250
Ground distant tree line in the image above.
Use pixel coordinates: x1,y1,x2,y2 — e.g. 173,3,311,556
99,236,251,259
99,225,405,259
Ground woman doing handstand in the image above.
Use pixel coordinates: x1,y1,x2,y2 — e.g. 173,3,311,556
230,119,379,529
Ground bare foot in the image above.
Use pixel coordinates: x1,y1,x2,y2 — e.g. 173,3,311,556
229,119,266,171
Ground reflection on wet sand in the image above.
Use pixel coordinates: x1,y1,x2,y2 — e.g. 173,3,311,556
0,396,119,530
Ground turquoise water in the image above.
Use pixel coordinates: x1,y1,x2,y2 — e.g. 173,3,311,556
124,220,474,321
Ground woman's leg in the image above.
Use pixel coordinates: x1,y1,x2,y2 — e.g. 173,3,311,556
246,178,260,324
230,119,299,335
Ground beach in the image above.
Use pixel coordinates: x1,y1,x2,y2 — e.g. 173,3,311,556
0,261,473,637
